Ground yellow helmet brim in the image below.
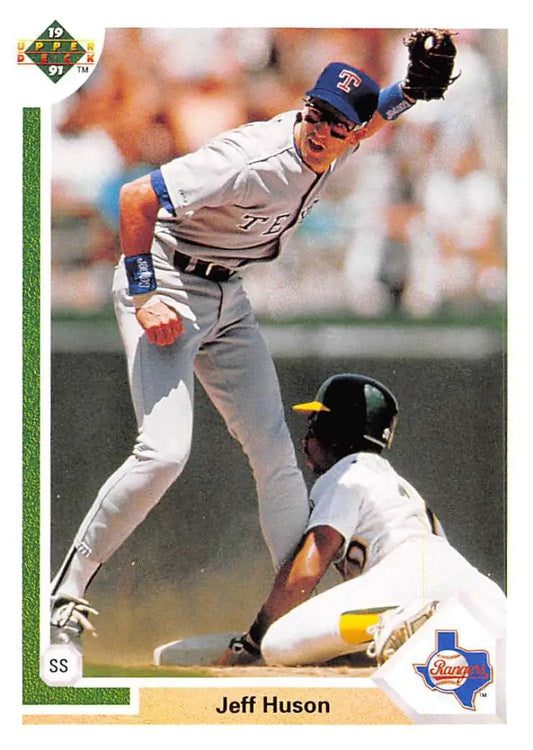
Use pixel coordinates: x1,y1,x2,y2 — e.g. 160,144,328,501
292,401,331,413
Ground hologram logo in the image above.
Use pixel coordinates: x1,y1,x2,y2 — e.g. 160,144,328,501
17,20,96,83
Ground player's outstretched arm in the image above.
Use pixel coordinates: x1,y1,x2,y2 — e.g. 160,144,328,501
216,525,343,665
120,175,183,346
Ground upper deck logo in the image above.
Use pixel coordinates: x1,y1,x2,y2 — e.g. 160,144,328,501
17,20,95,83
414,630,493,710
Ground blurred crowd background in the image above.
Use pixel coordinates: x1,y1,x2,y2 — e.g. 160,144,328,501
51,27,507,320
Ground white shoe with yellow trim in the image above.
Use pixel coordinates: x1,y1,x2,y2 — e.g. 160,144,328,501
366,600,440,665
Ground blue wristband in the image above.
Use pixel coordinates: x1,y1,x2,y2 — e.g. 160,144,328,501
378,81,415,121
124,253,157,295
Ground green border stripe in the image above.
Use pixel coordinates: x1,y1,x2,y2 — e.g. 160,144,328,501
22,107,129,706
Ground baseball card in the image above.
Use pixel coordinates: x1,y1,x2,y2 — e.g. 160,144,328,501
6,1,526,742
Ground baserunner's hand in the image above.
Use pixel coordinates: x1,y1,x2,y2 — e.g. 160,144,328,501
214,645,262,667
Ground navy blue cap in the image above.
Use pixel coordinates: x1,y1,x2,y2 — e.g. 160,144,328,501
305,63,380,125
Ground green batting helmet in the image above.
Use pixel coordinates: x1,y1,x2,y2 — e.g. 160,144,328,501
293,374,399,451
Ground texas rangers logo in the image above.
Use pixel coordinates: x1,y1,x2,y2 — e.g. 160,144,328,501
336,69,362,92
414,630,493,710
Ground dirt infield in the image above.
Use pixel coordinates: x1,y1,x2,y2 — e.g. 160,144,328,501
194,664,377,678
83,661,376,679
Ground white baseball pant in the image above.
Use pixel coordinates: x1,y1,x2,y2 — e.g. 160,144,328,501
261,535,506,665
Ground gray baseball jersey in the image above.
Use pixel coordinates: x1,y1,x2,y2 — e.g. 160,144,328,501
51,109,361,615
150,110,357,266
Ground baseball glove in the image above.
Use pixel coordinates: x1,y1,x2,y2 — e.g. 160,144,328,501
402,29,460,101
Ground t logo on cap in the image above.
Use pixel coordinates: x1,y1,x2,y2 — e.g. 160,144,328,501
336,69,363,93
306,62,380,126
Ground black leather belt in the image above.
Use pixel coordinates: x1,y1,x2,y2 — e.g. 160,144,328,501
173,250,234,282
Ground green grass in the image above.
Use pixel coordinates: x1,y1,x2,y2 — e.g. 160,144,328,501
52,302,506,332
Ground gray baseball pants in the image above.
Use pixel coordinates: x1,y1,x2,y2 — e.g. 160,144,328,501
63,240,309,577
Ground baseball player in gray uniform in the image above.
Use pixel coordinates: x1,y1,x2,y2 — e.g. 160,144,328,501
218,374,506,667
50,37,459,647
